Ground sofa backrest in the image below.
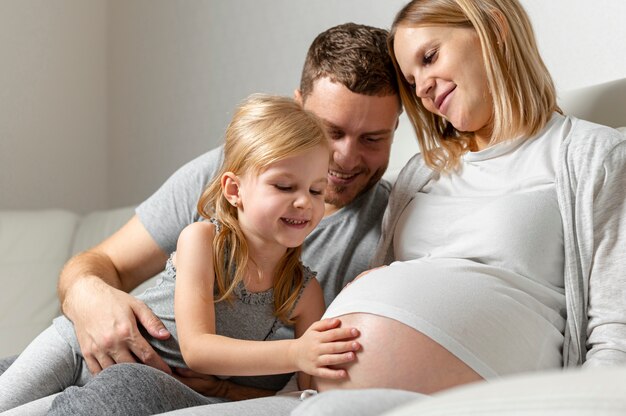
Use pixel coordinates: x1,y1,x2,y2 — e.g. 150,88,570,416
0,210,79,357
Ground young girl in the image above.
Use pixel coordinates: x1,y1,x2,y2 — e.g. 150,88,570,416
0,94,360,413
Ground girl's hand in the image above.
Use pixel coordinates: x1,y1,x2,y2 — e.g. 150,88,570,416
291,318,360,379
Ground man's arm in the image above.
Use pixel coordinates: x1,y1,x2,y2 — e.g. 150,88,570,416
173,368,278,401
58,215,172,374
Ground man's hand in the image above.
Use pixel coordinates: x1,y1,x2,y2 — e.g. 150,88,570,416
66,277,172,375
291,318,360,379
173,368,277,401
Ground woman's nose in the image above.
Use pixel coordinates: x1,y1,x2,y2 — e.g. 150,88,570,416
416,76,435,98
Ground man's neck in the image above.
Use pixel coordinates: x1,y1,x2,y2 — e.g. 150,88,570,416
324,202,341,217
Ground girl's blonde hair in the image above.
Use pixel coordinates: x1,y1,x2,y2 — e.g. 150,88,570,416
388,0,560,171
197,94,329,324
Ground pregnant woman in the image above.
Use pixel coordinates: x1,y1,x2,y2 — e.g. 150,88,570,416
315,0,626,394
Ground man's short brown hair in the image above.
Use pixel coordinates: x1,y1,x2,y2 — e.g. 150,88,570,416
299,23,399,100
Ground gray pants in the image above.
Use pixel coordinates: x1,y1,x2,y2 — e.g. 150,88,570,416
48,363,229,415
0,355,14,375
0,326,91,414
47,363,421,416
0,346,421,416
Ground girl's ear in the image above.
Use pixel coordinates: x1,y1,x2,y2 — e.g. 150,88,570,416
221,172,240,208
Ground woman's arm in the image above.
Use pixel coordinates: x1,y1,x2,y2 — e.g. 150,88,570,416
174,223,360,378
584,138,626,367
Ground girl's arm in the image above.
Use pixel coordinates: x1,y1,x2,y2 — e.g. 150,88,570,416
174,223,359,377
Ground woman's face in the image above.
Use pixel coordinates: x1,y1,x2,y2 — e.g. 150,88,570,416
393,25,494,143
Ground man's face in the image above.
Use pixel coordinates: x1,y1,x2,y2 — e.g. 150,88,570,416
297,77,400,214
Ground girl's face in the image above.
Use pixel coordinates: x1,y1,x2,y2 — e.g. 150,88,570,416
393,25,494,145
236,144,329,251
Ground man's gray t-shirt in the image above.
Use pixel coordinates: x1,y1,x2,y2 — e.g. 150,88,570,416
136,146,391,307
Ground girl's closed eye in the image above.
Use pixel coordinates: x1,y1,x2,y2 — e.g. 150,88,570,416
274,184,293,192
310,188,324,196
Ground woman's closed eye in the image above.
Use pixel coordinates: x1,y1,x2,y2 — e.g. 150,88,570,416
422,48,438,65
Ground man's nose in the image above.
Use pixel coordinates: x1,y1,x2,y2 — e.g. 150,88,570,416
332,137,360,171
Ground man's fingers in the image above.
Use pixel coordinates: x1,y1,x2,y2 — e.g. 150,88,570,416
174,367,214,380
83,354,104,375
172,370,223,396
110,349,140,365
130,339,172,375
133,301,170,340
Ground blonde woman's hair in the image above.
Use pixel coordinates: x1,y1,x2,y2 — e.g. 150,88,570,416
197,94,329,324
388,0,560,171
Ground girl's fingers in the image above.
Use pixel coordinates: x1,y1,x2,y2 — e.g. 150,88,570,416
320,340,360,355
309,318,342,332
313,364,350,380
319,326,360,342
318,350,358,367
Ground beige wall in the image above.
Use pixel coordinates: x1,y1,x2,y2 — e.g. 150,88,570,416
1,0,625,212
0,0,107,213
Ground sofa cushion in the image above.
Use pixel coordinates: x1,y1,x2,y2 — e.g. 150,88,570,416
0,210,78,357
71,206,136,255
381,366,626,416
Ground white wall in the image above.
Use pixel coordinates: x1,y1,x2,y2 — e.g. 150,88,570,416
106,0,409,207
2,0,625,212
0,0,108,213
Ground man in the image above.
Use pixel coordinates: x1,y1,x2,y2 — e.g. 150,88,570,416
2,23,402,415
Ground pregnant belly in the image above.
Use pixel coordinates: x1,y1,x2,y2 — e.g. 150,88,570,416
315,258,563,392
313,312,482,394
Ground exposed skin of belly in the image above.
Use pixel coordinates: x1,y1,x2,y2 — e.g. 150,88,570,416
313,313,483,394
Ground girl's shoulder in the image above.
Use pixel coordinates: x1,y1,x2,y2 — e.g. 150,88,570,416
180,218,219,238
290,265,320,308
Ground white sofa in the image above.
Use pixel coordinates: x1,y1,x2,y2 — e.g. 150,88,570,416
0,78,624,409
0,206,137,357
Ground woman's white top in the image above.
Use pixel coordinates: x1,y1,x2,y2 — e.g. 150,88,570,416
325,115,568,378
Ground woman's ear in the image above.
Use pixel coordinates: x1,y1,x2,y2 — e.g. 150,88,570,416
221,172,240,208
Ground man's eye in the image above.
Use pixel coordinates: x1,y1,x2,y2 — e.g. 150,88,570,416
328,130,343,140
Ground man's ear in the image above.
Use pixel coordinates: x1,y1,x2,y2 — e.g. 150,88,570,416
294,88,303,105
221,172,240,208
